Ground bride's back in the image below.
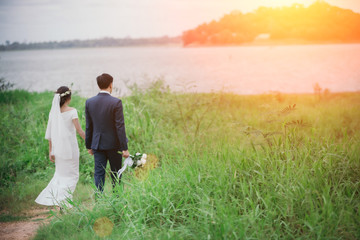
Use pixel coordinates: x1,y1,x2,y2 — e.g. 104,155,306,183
60,108,79,140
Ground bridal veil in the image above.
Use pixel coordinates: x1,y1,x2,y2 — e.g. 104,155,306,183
45,94,72,159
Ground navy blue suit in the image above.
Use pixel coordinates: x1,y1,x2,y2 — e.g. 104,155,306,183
85,92,128,192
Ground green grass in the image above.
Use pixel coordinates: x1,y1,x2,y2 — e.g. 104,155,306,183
1,84,359,239
0,214,29,222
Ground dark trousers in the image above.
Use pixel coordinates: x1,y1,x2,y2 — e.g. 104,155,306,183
93,149,122,192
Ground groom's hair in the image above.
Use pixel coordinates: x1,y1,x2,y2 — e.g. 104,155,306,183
97,73,113,89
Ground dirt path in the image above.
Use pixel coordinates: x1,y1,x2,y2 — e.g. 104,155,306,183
0,208,52,240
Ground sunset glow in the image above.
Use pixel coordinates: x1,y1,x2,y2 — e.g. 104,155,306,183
182,1,360,46
0,0,360,43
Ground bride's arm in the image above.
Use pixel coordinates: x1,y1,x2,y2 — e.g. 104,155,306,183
72,118,85,140
48,140,55,163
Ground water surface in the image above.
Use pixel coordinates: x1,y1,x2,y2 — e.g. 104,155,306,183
1,44,359,96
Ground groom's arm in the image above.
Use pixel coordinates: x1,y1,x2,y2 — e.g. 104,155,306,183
85,100,93,150
114,99,128,151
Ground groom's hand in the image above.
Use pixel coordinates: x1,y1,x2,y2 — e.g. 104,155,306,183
87,149,93,155
122,150,130,158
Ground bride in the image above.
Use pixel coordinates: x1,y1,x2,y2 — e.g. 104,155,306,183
35,86,85,207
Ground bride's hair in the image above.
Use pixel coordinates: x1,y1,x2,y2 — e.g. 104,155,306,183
56,86,71,107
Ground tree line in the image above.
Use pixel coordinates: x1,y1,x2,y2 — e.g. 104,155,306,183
0,36,181,51
182,1,360,46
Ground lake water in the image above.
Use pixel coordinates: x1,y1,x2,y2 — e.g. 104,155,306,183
1,44,359,97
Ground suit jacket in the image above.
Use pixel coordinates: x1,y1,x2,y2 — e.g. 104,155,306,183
85,93,128,151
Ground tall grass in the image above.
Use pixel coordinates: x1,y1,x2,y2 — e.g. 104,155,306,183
1,84,359,239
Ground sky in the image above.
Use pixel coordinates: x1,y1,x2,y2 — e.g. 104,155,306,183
0,0,360,44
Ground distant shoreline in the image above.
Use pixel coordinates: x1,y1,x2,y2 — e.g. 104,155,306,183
0,43,184,52
184,39,360,48
0,36,182,52
2,39,360,52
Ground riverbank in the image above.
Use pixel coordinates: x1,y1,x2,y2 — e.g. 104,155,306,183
1,86,359,239
184,39,360,48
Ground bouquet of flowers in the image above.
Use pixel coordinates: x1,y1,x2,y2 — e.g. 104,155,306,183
131,152,147,168
117,152,147,178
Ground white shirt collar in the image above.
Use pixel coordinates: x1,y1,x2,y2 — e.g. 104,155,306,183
99,90,111,95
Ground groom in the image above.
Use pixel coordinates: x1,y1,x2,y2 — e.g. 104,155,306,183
85,73,130,193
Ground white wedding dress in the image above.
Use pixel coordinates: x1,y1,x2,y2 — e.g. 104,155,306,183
35,95,79,207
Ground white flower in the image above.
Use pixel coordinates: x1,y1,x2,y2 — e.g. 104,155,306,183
142,154,147,159
136,160,142,166
135,152,141,156
141,158,146,165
